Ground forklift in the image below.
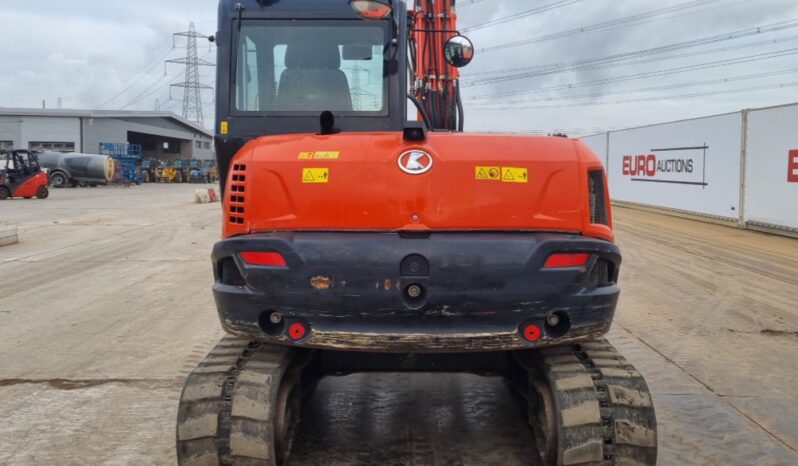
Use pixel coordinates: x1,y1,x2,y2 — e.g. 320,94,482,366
0,149,49,200
140,158,160,183
205,159,219,183
174,158,192,183
158,160,178,183
176,1,657,465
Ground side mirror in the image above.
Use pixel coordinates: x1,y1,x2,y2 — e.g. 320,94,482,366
444,35,474,68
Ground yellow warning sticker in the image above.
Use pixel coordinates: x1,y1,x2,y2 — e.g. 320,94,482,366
475,166,501,181
298,151,340,160
501,167,528,183
302,168,329,183
220,121,229,135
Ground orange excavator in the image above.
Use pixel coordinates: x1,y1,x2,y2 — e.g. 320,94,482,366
176,1,657,465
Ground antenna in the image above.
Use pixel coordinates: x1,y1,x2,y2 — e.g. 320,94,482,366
166,22,215,125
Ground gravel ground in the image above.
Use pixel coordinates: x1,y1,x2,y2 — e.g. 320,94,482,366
0,184,796,465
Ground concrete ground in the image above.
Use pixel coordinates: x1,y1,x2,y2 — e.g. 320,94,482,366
0,184,796,466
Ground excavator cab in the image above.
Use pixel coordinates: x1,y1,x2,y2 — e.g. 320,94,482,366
212,0,408,190
0,150,49,200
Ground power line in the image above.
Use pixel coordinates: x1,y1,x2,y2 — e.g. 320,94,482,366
475,0,732,53
467,33,798,80
118,47,215,112
469,81,798,111
462,18,798,86
461,0,587,33
95,44,175,108
120,69,187,110
120,74,173,110
457,0,489,8
471,67,798,108
465,37,798,100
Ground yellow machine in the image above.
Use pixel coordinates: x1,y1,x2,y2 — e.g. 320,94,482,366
208,163,219,184
158,161,178,183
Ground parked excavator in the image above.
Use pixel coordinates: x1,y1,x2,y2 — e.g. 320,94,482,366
176,1,657,465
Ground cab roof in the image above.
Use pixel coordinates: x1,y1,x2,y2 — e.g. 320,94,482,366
219,0,368,19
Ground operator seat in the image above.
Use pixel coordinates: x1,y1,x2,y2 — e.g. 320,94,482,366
277,42,353,111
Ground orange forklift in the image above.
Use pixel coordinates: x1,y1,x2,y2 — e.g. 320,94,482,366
0,150,49,200
176,1,657,465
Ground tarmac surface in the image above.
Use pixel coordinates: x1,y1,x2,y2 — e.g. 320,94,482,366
0,184,796,465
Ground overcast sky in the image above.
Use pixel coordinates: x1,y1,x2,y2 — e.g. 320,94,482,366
1,0,797,135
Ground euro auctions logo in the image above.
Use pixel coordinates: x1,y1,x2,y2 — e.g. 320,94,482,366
622,154,694,177
789,150,798,183
621,144,708,187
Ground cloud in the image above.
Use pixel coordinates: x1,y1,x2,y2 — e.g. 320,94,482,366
1,0,797,133
0,1,217,121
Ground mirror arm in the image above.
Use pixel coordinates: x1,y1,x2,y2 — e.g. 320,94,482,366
455,80,464,132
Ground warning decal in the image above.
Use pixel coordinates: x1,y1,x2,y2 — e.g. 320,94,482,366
302,168,329,183
501,167,528,183
299,151,340,160
220,121,229,135
475,166,501,181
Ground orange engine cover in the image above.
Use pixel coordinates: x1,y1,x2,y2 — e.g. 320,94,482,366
223,132,613,241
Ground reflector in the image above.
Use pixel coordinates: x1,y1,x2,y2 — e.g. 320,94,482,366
288,322,308,340
240,251,287,267
349,0,392,20
523,324,541,342
544,253,590,268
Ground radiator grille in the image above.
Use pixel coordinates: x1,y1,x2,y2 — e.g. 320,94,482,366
585,259,616,288
228,164,247,225
588,169,609,225
220,257,245,286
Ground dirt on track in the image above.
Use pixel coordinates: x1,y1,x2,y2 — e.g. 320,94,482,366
0,187,796,465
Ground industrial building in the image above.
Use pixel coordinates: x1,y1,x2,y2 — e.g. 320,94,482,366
0,108,214,160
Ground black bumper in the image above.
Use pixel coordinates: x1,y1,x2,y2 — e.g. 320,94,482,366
212,231,621,353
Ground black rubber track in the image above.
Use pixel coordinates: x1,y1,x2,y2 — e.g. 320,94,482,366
176,336,295,466
517,337,657,466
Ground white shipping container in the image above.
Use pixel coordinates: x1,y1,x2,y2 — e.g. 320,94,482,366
605,113,743,219
743,103,798,231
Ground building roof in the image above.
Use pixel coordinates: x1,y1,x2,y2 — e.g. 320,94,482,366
0,107,213,138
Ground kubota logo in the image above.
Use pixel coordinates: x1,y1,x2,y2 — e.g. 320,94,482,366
398,150,433,175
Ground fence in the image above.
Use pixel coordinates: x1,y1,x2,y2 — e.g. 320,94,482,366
581,102,798,236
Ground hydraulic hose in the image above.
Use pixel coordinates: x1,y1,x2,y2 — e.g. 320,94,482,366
408,93,433,129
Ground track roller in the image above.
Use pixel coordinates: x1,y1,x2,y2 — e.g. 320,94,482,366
513,338,657,466
176,336,313,466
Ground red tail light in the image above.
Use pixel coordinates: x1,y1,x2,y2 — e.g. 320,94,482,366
544,253,590,268
240,251,287,267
